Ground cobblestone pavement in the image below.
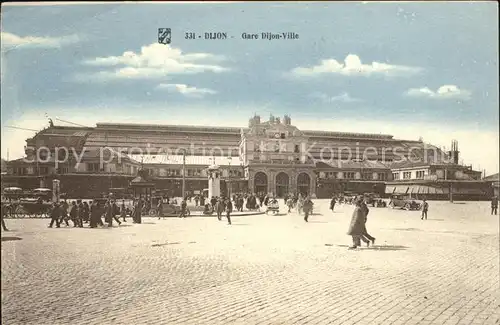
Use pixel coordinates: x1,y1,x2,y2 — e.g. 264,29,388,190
2,200,499,325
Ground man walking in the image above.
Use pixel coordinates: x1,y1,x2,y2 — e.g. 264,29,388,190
421,199,429,220
225,197,233,225
330,195,336,213
303,197,314,222
347,198,371,249
48,202,61,228
491,196,498,215
360,198,375,245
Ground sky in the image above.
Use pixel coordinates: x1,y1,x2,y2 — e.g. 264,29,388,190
1,2,499,174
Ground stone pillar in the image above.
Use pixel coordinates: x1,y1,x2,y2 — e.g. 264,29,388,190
310,172,317,199
267,169,275,196
207,165,221,199
52,179,60,203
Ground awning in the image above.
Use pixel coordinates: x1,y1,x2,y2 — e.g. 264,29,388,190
385,186,395,194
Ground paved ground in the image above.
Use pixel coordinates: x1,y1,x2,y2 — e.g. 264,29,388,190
2,200,499,325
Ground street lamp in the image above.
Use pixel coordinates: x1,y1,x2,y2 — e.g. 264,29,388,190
180,148,187,199
227,156,232,197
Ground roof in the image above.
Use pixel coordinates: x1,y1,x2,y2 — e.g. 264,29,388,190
484,173,499,181
129,154,241,166
315,159,390,170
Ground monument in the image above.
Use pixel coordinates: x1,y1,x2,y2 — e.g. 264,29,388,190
207,164,221,199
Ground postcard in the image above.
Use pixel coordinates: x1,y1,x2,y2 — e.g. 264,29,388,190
1,2,499,325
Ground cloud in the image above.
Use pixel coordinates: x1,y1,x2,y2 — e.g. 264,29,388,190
78,43,229,81
405,85,472,100
156,83,217,97
310,92,362,103
290,54,423,78
0,32,80,50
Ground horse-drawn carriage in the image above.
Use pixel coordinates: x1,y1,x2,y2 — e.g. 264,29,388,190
2,187,53,218
149,197,191,217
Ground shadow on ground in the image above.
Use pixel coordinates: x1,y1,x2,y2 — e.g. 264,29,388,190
391,228,423,232
333,244,409,251
1,236,22,242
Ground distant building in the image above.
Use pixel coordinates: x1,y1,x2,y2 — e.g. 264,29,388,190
484,173,499,197
1,115,491,199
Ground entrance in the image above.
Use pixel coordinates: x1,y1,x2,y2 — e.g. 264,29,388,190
297,173,311,196
254,172,268,195
275,172,289,198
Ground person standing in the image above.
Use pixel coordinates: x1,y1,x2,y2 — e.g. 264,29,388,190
491,196,498,215
347,198,370,249
421,199,429,220
302,197,314,222
1,202,9,231
216,198,225,221
89,201,98,228
157,198,164,220
225,198,233,225
120,200,127,222
330,196,336,213
48,202,61,228
179,199,188,218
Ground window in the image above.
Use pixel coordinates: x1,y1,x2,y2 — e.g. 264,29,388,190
255,142,261,152
88,163,100,172
403,172,412,179
167,169,181,176
274,141,280,153
294,144,300,153
60,167,69,174
392,172,400,180
416,170,425,179
326,172,336,179
280,133,286,139
378,173,386,181
362,172,373,180
344,172,355,179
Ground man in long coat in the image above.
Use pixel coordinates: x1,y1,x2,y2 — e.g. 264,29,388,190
347,198,370,249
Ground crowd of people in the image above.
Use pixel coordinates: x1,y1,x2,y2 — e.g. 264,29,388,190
45,198,158,228
2,192,499,250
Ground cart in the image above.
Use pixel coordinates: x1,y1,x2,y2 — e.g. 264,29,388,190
266,200,280,215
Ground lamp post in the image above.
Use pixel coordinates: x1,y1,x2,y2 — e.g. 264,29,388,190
180,149,186,199
227,156,232,197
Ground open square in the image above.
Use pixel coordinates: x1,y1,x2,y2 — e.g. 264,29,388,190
2,200,499,325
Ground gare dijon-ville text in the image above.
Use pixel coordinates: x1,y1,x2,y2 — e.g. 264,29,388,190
185,32,300,40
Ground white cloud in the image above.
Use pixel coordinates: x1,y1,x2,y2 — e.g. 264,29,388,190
311,92,362,103
0,32,80,50
405,85,472,100
290,54,423,77
78,43,229,81
156,83,217,97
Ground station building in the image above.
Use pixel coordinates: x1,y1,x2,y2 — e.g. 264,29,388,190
2,115,493,200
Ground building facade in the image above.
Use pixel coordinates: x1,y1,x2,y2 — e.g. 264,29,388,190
2,114,492,199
